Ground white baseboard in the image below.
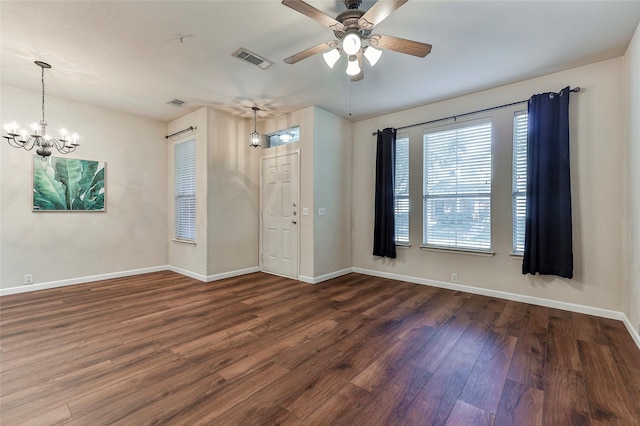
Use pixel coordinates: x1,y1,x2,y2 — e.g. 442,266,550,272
2,264,638,351
1,265,261,296
352,267,640,350
299,268,353,284
206,266,260,282
0,265,169,296
622,314,640,350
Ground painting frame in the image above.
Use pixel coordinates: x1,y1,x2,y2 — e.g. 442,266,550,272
32,155,106,212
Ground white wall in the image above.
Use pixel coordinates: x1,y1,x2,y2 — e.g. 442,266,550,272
623,23,640,333
352,58,625,312
1,85,168,289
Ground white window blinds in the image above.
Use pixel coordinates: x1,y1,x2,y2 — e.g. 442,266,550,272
512,110,528,254
395,133,410,244
423,119,492,250
174,139,196,242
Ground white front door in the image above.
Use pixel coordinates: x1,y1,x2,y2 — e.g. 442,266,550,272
261,151,299,279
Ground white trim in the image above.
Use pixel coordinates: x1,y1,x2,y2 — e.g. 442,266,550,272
166,265,260,283
420,246,495,257
622,314,640,350
0,265,169,296
259,149,301,280
206,266,260,283
299,268,353,284
3,264,637,351
166,265,208,282
352,267,640,349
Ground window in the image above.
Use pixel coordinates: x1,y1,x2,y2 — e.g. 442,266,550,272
423,118,492,251
395,133,409,244
512,110,528,254
265,126,300,148
174,139,196,242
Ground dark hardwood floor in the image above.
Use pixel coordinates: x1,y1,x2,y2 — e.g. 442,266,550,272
1,271,639,425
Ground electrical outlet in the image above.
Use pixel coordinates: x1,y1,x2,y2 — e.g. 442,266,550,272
451,273,458,283
24,274,34,285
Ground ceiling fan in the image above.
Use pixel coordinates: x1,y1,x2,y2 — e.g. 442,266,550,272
282,0,432,81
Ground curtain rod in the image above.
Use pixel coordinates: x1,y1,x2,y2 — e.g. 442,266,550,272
165,126,197,139
372,87,581,136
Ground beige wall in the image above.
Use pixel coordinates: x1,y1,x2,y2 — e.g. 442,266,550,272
352,58,625,312
623,23,640,334
167,108,208,278
313,107,352,278
206,108,260,275
167,107,260,279
1,84,168,289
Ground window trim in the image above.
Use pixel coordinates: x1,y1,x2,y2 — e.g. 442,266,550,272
512,110,528,254
394,132,410,244
174,138,196,243
422,117,493,252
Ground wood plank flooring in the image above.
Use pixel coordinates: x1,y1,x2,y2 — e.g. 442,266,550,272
1,271,639,425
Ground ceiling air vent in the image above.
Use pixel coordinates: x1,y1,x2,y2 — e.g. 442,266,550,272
167,99,187,107
232,48,274,70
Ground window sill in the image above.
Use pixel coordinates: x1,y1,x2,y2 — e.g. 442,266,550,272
420,246,495,257
395,243,411,248
509,252,524,259
173,238,196,246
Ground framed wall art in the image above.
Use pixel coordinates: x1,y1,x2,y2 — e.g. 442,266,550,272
32,156,105,211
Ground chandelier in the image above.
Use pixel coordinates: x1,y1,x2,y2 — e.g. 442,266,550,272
249,106,262,148
3,61,80,160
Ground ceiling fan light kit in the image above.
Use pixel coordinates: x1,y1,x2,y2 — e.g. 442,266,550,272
282,0,432,81
346,56,361,76
322,48,342,68
364,45,382,66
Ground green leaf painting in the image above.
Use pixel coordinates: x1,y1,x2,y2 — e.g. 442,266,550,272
33,156,105,211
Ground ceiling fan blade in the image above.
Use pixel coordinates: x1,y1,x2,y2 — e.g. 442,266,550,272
284,40,338,64
282,0,345,32
358,0,408,30
351,52,364,82
370,34,432,57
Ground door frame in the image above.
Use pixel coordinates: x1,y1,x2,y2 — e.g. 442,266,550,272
259,149,301,280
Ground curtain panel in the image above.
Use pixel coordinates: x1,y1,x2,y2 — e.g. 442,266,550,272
522,87,573,278
373,127,397,259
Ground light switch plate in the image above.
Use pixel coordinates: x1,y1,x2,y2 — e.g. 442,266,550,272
302,207,310,216
318,207,326,216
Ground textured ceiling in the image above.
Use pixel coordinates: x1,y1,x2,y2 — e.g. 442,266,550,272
2,1,639,122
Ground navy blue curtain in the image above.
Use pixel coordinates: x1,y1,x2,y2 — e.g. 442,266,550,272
522,87,573,278
373,128,397,258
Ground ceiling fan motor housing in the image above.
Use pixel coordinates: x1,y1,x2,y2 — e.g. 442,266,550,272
344,0,362,9
334,8,370,40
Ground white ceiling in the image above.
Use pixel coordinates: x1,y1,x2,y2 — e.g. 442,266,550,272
2,1,639,123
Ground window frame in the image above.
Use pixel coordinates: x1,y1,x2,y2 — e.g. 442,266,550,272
394,132,410,245
512,110,528,255
174,138,196,243
421,117,493,253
